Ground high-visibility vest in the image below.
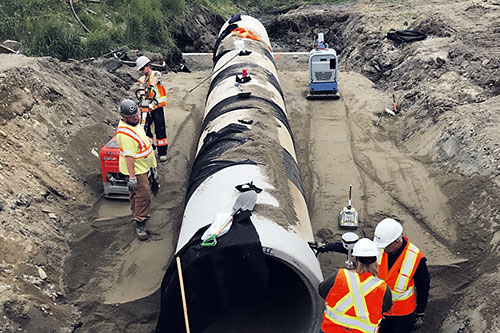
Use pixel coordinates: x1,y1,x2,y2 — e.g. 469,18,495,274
322,269,387,333
377,237,424,316
116,125,153,160
138,71,167,109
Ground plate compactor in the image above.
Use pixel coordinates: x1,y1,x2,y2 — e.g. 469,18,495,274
100,137,129,199
307,31,340,100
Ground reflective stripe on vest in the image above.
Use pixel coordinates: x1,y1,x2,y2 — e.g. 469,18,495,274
116,127,153,159
324,270,384,333
378,238,423,315
394,243,419,293
138,71,167,108
392,285,414,301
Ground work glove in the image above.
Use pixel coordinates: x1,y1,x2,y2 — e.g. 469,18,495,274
411,312,425,331
149,168,160,196
308,241,327,256
316,242,328,253
152,167,159,181
127,177,138,192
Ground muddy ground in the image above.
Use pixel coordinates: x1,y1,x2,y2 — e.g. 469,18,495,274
1,0,499,332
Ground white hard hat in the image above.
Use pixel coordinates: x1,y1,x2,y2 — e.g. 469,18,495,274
373,218,403,248
352,238,379,257
135,55,151,71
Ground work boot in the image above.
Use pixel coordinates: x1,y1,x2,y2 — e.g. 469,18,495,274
135,221,148,241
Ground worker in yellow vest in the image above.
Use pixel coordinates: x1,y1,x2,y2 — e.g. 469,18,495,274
319,238,393,333
373,218,430,332
136,55,168,162
116,99,157,241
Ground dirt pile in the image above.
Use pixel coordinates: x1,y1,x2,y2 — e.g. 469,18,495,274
0,54,134,332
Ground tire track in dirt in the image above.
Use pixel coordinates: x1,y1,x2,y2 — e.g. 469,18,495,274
283,69,466,275
339,72,466,266
341,96,453,249
282,70,365,276
341,95,371,237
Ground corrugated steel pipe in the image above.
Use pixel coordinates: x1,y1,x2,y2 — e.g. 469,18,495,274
171,14,323,332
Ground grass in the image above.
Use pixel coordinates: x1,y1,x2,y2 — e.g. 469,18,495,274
0,0,187,59
0,0,355,60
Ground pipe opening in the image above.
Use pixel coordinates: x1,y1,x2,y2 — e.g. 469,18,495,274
205,256,316,333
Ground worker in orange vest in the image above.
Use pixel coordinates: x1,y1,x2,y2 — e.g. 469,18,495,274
319,238,393,333
373,218,430,332
136,55,168,162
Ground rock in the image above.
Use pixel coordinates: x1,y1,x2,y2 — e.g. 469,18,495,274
99,58,122,72
0,129,6,138
39,304,50,317
15,195,30,207
436,57,446,67
48,213,57,219
38,267,47,280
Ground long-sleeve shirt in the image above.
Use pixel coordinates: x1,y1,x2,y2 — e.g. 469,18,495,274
385,238,430,314
320,239,430,314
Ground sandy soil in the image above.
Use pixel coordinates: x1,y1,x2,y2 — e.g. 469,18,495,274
1,0,500,332
61,67,473,332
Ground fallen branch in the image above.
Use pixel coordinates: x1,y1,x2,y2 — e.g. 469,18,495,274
0,44,18,54
113,53,167,71
69,0,90,33
100,46,126,58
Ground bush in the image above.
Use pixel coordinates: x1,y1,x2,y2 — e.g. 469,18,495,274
161,0,185,17
84,29,118,58
29,18,84,60
121,0,171,49
124,11,145,48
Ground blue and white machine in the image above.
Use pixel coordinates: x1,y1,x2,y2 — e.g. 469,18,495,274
307,32,339,99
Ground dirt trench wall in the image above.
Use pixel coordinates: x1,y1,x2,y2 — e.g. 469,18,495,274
0,54,133,332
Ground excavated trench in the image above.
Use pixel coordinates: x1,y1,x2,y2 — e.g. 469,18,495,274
61,5,500,333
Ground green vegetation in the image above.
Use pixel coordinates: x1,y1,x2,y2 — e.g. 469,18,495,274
0,0,187,60
0,0,349,60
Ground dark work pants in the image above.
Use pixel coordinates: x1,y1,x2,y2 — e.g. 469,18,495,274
129,173,151,223
145,107,168,156
379,314,412,333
